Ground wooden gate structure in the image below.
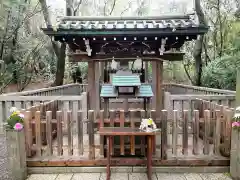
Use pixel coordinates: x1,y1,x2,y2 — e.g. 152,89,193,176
1,13,238,172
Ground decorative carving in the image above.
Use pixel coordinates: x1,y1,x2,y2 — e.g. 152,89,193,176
159,38,166,55
84,39,92,56
100,41,152,55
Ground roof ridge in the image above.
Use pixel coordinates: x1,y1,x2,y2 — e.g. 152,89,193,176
58,14,194,22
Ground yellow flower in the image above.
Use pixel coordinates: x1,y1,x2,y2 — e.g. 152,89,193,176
147,118,153,125
12,111,20,116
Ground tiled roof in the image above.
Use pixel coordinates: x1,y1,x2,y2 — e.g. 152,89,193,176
100,84,117,97
42,15,208,39
136,85,153,97
58,18,197,30
112,75,141,87
49,14,206,31
100,84,153,98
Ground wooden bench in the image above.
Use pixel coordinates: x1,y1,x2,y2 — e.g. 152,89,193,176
99,127,160,180
98,109,158,157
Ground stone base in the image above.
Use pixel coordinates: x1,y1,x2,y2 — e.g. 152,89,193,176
6,130,27,180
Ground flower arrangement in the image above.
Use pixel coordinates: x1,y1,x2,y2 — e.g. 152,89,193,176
139,118,157,132
5,107,24,131
232,106,240,131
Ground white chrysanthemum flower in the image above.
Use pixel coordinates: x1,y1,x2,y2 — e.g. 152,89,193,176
139,118,157,130
10,107,18,113
236,106,240,111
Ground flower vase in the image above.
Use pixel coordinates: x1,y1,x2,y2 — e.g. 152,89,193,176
230,129,240,179
6,129,27,180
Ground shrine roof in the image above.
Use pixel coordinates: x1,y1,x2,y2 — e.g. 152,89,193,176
42,14,208,37
100,84,117,98
136,85,153,97
100,84,153,98
112,75,141,87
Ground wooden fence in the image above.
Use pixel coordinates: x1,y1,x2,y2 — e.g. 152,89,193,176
0,92,88,134
164,91,235,118
23,108,232,167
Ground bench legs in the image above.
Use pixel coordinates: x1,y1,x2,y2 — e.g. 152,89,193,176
106,135,153,180
147,135,153,180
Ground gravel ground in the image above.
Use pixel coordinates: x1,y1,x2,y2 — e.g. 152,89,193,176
0,134,11,180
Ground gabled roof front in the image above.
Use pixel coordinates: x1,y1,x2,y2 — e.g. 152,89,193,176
43,15,208,36
112,75,141,87
41,14,208,59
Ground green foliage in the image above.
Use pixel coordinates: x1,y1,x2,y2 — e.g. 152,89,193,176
6,107,24,130
7,114,24,129
0,0,57,92
202,54,240,90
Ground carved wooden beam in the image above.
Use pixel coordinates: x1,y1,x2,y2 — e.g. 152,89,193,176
67,52,184,62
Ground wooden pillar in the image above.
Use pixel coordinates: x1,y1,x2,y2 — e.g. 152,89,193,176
152,61,156,110
123,98,128,113
88,61,95,110
100,62,105,82
95,62,100,112
151,60,163,118
104,98,109,118
145,61,149,82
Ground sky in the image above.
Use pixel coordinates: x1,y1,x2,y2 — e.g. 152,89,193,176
46,0,195,18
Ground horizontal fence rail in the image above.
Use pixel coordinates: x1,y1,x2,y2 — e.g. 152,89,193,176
0,84,87,96
1,83,235,97
163,83,236,95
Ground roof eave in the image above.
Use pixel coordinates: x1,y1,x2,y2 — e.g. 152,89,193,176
41,26,208,37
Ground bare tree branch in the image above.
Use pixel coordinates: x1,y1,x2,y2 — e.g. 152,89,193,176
0,42,44,93
109,0,117,15
182,63,194,84
3,2,44,43
120,1,132,16
39,0,61,57
73,0,83,15
103,0,109,16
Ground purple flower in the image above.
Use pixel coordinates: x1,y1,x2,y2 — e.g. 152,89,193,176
232,121,240,127
14,123,23,131
19,113,24,118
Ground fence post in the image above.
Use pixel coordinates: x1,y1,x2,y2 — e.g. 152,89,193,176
230,70,240,179
81,92,88,134
230,127,240,180
164,91,172,119
0,102,4,134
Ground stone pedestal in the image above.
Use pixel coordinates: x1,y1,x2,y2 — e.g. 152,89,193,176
6,130,27,180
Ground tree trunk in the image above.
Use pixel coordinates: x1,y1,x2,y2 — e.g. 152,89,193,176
193,0,206,86
53,0,73,86
54,44,66,86
39,0,67,86
193,36,204,86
